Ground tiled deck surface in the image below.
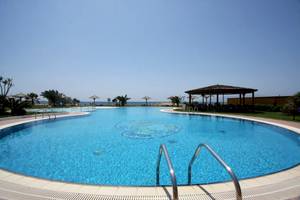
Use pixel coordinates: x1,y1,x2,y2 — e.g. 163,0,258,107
0,110,300,200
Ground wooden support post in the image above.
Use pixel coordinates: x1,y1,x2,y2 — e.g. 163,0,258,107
202,95,204,104
242,93,245,106
189,94,192,105
252,92,255,111
216,93,219,111
222,94,225,105
209,94,211,105
239,94,242,105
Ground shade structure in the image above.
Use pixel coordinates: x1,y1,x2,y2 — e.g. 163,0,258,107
89,95,99,105
13,92,27,98
89,95,99,99
142,96,151,105
12,93,27,101
185,84,257,107
185,84,257,95
142,96,150,99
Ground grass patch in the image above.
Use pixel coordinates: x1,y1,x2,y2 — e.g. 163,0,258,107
0,114,12,118
174,109,300,122
228,112,300,122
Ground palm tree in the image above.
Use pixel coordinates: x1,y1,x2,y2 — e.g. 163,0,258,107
72,98,80,106
26,92,39,105
0,77,13,114
0,77,13,97
114,95,130,106
142,96,151,106
168,96,182,107
112,98,119,106
8,98,30,115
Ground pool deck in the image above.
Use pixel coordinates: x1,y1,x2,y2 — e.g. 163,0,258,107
0,110,300,200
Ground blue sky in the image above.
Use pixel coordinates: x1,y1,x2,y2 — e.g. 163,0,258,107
0,0,299,101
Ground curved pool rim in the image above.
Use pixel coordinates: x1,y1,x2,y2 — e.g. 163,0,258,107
0,109,299,189
160,109,300,184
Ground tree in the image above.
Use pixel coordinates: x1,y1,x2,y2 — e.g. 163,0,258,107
41,90,64,107
0,77,13,97
112,98,119,106
168,96,182,107
0,76,13,114
72,98,80,106
114,95,130,106
26,92,38,106
8,98,30,115
61,96,72,106
142,96,151,106
41,90,75,107
89,95,99,106
282,92,300,120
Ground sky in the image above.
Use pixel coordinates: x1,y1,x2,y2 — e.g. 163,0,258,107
0,0,300,101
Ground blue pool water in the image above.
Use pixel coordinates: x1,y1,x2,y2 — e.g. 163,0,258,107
0,107,300,186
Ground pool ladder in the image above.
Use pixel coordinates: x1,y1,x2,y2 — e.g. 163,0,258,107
34,112,57,120
156,144,179,200
156,144,242,200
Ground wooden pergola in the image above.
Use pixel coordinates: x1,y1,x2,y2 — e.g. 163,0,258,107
185,84,257,106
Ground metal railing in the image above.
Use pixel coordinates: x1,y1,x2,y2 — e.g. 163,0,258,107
34,112,56,120
188,143,242,200
47,113,56,119
156,144,179,200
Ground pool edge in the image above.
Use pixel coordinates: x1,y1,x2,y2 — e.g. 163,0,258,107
0,110,300,199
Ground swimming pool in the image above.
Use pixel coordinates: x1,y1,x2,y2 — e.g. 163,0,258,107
0,107,299,186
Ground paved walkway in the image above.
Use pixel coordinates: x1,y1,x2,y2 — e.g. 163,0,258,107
240,116,300,129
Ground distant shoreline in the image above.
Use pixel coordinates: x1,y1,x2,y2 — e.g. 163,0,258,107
37,101,172,106
34,101,174,107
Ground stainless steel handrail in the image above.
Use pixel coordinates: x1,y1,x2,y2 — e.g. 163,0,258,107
188,144,242,200
156,144,179,200
45,113,56,120
34,109,57,120
49,113,56,119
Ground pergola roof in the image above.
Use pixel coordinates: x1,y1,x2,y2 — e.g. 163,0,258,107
12,93,27,99
89,95,99,99
185,84,257,95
